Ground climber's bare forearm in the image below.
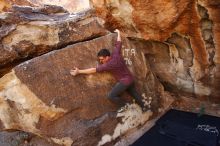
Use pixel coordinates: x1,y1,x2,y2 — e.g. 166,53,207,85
70,67,96,76
114,29,121,42
78,68,96,74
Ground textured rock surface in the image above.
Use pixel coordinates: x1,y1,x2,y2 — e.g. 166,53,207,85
92,0,190,40
198,0,220,101
0,131,60,146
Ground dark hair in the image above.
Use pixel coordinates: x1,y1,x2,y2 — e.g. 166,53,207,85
97,49,110,57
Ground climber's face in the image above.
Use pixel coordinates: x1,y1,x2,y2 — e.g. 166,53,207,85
98,56,110,64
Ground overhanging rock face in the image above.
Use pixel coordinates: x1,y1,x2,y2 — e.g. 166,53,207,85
0,33,163,145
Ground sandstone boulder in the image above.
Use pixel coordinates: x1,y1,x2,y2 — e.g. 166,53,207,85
0,33,164,145
0,1,220,145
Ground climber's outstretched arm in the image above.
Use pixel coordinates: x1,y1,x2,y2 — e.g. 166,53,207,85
70,67,96,76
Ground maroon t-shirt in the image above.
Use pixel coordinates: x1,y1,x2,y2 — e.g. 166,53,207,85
96,41,134,85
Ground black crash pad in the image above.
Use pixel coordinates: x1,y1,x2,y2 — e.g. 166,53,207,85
132,109,220,146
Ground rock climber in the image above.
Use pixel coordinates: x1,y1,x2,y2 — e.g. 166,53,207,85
70,29,146,111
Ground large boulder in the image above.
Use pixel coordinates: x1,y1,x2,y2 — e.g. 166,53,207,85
0,33,165,145
0,1,219,145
